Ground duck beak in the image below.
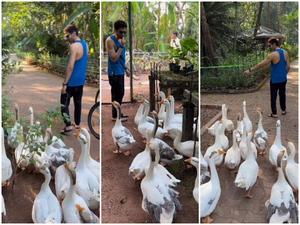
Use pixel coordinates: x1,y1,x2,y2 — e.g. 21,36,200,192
280,150,285,154
166,96,170,100
74,130,80,138
218,149,225,155
112,101,116,105
165,130,170,136
184,158,192,163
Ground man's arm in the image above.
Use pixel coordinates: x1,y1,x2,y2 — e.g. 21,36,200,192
245,53,273,75
285,51,290,74
64,44,77,84
106,38,123,63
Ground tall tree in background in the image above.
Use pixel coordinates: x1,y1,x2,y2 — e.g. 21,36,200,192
201,2,217,66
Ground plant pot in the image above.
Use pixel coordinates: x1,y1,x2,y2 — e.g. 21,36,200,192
169,63,175,71
173,65,180,73
183,64,194,76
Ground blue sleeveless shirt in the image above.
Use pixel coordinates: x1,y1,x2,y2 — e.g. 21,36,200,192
108,34,126,76
270,49,287,83
68,40,88,87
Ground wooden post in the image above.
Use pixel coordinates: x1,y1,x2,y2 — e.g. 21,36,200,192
149,63,156,111
182,100,195,141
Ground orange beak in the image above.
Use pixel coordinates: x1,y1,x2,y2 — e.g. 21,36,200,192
165,130,170,136
218,149,225,155
159,99,164,105
74,130,80,138
184,158,192,163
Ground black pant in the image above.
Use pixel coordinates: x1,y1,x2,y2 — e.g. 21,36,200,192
61,85,84,127
270,81,286,115
109,75,124,118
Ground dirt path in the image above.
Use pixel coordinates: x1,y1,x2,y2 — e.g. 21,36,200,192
2,54,99,222
201,59,298,223
101,102,199,223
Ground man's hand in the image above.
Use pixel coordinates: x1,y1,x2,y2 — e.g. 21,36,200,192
244,70,251,76
61,85,67,94
121,38,126,48
125,68,130,77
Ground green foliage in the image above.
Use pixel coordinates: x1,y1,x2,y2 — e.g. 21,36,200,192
281,42,298,61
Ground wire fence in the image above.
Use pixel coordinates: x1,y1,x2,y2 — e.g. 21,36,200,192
201,51,270,89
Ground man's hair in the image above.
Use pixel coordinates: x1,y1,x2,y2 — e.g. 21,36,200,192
268,37,279,46
172,31,178,36
114,20,127,30
64,25,79,36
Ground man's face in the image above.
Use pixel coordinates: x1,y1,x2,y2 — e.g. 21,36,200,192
268,42,275,51
64,31,75,43
172,33,176,39
116,28,126,39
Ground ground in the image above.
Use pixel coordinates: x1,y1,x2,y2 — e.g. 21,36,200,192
2,54,99,222
101,102,199,223
201,59,298,223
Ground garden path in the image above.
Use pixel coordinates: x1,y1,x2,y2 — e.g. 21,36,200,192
201,59,298,223
2,54,99,222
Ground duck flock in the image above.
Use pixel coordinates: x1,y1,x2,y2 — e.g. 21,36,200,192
2,104,100,223
110,91,199,223
201,101,298,223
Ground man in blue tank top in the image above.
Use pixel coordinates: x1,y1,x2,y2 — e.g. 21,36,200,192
105,20,130,122
245,37,290,118
60,25,89,133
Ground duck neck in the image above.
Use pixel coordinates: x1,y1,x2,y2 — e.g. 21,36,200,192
275,125,282,145
41,171,51,193
277,165,286,184
77,142,88,171
147,157,155,179
214,126,221,146
65,173,75,200
209,157,219,186
141,104,150,123
30,113,34,126
221,105,226,120
163,103,170,128
137,103,143,117
170,99,175,118
243,106,249,120
257,113,263,131
232,132,238,150
287,147,295,163
115,105,122,127
173,130,182,148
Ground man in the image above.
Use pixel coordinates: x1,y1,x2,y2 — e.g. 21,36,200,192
105,20,130,122
60,24,89,133
245,37,290,118
170,31,181,49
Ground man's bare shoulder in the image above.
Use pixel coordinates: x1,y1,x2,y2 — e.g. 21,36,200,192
106,36,113,44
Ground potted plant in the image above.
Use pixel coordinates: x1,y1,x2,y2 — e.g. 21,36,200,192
179,38,198,76
165,46,181,73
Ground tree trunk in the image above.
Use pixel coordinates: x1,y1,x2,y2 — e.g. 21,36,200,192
253,2,263,38
267,2,270,28
200,2,217,66
157,2,160,51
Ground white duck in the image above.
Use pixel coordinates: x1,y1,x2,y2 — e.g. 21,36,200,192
266,150,298,223
201,150,224,223
254,107,268,155
224,107,234,132
224,130,241,172
141,145,182,223
1,195,6,216
15,142,31,170
62,164,99,223
156,91,167,121
185,157,199,204
80,128,100,182
112,101,135,155
242,101,252,133
134,98,156,126
285,142,298,201
219,118,229,151
206,104,225,136
269,120,287,171
236,113,244,143
32,165,62,223
75,132,99,210
148,111,183,165
55,148,75,201
234,133,259,198
7,103,23,149
166,128,199,158
26,107,43,145
138,99,165,139
204,121,224,167
160,99,182,133
239,121,257,160
2,127,12,187
200,151,210,185
166,95,183,124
